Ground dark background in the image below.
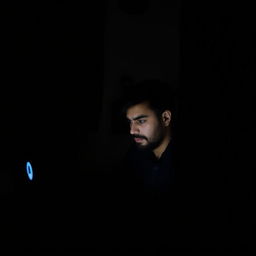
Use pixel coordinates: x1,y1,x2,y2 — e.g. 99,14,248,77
1,1,253,251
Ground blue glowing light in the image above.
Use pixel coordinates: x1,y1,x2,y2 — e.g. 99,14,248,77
26,161,33,181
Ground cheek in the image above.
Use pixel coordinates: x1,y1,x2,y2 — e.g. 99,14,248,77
144,124,156,138
149,123,162,139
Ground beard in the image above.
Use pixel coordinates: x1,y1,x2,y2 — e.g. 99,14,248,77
134,128,165,152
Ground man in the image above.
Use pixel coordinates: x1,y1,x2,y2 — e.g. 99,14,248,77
113,79,181,249
120,79,178,201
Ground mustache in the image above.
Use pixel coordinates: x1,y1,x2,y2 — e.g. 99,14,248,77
132,134,148,140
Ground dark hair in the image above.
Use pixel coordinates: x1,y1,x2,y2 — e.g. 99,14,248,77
121,79,178,119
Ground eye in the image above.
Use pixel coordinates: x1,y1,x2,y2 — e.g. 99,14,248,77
138,119,146,124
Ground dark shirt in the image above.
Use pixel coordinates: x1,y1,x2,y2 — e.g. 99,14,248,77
121,139,177,202
115,139,180,248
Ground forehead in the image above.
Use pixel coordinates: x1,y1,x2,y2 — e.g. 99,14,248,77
126,102,155,119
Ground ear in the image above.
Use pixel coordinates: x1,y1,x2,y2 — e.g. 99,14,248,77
161,110,171,127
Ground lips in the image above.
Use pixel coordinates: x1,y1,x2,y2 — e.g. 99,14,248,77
134,138,144,143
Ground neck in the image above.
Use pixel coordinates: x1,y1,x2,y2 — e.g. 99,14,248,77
153,132,171,159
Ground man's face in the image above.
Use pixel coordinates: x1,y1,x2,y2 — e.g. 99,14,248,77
126,102,165,151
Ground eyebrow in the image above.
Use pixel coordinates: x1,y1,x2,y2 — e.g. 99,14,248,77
127,115,149,121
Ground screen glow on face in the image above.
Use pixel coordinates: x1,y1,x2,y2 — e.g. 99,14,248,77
26,161,33,181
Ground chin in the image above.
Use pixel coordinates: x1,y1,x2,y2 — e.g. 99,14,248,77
138,140,161,152
136,143,151,151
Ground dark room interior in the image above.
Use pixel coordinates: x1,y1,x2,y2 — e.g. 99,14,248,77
1,1,253,252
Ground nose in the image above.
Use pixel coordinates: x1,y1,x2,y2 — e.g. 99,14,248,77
130,122,139,135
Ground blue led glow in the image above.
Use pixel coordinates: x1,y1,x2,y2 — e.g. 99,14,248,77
26,161,33,181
